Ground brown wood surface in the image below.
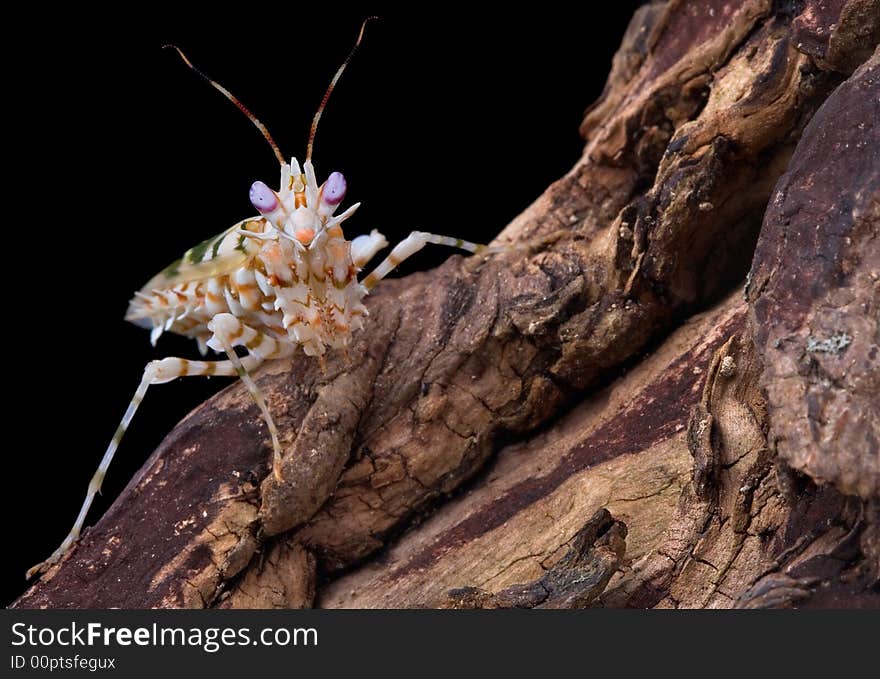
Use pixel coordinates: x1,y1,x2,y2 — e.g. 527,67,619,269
15,0,879,609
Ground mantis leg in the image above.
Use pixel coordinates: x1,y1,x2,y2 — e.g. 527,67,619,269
207,314,296,482
360,231,491,290
28,355,260,578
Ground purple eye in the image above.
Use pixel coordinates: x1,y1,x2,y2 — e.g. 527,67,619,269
321,171,347,206
249,181,278,213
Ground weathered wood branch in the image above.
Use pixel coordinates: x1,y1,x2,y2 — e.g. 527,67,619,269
15,0,879,609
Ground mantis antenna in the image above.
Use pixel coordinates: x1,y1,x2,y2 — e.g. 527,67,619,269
163,44,287,166
306,16,378,163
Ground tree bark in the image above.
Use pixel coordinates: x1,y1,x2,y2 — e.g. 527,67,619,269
15,0,879,609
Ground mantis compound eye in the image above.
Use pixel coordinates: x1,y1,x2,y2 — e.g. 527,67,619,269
321,171,347,207
249,180,278,213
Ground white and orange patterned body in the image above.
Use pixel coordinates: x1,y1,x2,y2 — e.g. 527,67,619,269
125,158,387,362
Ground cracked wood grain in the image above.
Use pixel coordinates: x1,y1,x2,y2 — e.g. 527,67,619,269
320,290,746,607
14,0,879,609
444,509,627,609
600,329,877,609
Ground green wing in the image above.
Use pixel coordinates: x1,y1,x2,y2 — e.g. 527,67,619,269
136,217,265,292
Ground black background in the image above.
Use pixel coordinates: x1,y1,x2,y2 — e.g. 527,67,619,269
6,4,643,604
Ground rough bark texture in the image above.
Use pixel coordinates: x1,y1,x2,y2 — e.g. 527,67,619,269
748,49,880,499
15,0,879,609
